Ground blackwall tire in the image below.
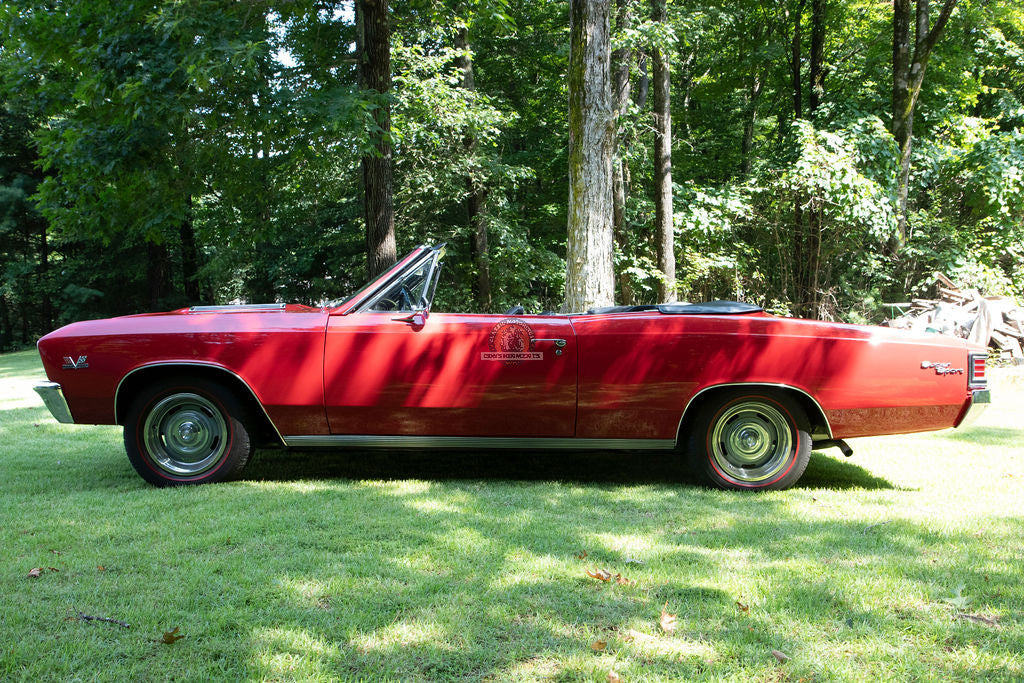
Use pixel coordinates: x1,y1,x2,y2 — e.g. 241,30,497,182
687,391,811,491
123,377,254,486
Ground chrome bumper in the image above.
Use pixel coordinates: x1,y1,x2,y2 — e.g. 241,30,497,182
958,389,991,428
33,381,74,424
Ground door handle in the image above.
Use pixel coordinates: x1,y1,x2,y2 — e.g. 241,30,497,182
534,338,567,356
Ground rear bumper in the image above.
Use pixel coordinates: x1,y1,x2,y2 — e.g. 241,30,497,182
956,389,991,428
34,381,74,424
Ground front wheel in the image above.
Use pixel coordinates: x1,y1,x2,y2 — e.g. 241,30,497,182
686,391,810,491
124,378,254,486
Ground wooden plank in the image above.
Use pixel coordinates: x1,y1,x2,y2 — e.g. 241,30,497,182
995,323,1024,340
939,287,970,302
935,273,958,290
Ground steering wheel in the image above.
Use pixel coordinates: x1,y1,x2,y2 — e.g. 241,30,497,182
398,286,414,311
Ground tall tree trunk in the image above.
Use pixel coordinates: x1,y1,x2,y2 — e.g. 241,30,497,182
0,293,10,350
39,219,51,331
652,0,675,303
741,71,763,176
565,0,616,312
892,0,958,245
455,25,491,311
634,50,649,109
147,241,170,311
795,0,827,319
179,195,201,303
358,0,397,278
790,0,805,120
809,0,826,114
612,0,634,305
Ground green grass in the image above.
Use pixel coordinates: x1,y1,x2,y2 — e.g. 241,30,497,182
1,348,1022,681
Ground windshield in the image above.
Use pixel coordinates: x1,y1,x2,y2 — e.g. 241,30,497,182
325,245,445,311
368,259,432,311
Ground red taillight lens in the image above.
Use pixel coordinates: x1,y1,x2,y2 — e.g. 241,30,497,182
969,353,987,387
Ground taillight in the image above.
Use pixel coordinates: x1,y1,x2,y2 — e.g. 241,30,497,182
969,353,987,388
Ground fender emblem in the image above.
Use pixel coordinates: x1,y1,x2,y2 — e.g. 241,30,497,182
63,355,89,370
921,361,962,375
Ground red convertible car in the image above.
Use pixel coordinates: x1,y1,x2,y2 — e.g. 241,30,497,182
35,244,990,490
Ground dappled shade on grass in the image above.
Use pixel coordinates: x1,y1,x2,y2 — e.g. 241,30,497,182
1,349,1021,680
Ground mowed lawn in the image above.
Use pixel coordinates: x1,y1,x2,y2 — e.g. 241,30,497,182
1,349,1021,681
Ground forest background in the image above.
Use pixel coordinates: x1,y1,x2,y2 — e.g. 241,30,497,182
1,0,1023,349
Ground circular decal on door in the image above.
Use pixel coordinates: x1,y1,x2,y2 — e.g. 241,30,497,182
482,318,542,364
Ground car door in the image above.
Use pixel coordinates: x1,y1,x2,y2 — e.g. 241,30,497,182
323,312,577,437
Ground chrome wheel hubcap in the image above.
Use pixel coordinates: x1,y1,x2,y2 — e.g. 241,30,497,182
710,400,793,483
143,393,227,476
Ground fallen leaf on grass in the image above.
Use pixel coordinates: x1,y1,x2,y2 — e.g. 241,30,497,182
587,568,612,582
614,574,634,586
591,639,607,652
659,603,677,633
957,613,999,627
608,670,622,682
771,649,790,663
736,600,749,613
574,550,588,560
161,627,185,644
941,584,972,611
27,567,58,578
97,566,106,572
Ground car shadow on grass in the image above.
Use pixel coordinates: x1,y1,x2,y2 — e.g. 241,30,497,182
243,448,896,491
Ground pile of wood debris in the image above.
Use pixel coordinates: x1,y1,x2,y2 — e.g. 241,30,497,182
882,274,1024,364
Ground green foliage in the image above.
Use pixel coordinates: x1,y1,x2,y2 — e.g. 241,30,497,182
1,0,1024,345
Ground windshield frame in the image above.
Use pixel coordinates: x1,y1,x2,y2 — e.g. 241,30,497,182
327,244,445,315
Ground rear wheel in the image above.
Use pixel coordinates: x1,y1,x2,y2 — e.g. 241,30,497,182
686,391,810,491
124,378,254,486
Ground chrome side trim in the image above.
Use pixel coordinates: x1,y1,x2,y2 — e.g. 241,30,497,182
282,435,675,450
958,388,991,428
114,362,285,446
676,382,834,443
188,304,285,312
34,381,74,424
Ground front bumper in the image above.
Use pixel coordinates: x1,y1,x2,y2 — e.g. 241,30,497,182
34,381,74,424
957,388,991,428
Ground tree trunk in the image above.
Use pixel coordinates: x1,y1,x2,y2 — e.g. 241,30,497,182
358,0,397,278
147,241,170,311
790,0,804,120
455,25,491,311
634,50,649,109
39,219,52,331
179,195,201,303
0,293,10,350
565,0,616,312
612,0,634,305
741,71,763,175
809,0,826,114
652,0,675,303
892,0,958,245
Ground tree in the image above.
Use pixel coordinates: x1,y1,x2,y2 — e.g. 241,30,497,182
565,0,616,312
611,0,634,304
892,0,959,244
454,21,491,310
358,0,398,278
651,0,675,302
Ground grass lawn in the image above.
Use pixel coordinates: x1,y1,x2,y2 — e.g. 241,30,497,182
1,348,1022,681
